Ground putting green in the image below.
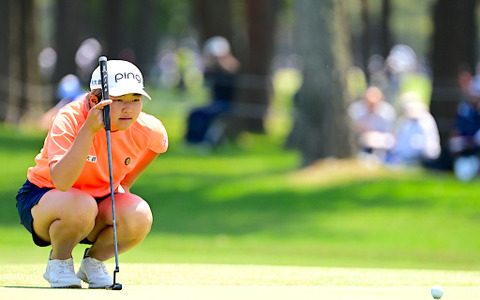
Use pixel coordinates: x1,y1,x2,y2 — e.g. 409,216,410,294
1,285,479,300
1,264,480,299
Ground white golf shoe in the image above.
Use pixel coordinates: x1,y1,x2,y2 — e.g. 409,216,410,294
76,249,113,289
43,257,82,288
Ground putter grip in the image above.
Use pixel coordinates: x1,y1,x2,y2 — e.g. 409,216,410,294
99,56,111,131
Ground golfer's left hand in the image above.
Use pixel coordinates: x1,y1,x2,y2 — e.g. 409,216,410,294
85,99,113,133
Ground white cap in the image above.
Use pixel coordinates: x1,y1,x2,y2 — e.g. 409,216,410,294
90,60,151,100
204,36,230,57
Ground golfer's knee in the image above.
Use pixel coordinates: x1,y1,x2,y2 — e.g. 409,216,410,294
122,201,153,238
62,190,98,229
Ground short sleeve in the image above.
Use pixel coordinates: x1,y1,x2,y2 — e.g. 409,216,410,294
48,112,79,164
147,115,168,153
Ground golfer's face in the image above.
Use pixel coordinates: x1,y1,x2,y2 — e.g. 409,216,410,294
110,93,143,131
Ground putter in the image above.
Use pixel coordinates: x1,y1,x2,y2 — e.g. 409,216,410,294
98,56,123,290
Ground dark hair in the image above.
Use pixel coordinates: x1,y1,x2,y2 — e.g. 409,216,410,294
90,89,142,100
90,88,103,101
86,88,103,109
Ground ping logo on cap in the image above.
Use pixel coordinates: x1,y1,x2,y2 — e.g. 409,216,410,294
115,72,142,84
89,60,152,100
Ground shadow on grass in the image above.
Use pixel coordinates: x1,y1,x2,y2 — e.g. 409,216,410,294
0,132,44,153
2,286,51,289
136,171,437,237
1,126,476,245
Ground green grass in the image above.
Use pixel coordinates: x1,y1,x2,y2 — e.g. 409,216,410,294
1,263,480,287
1,265,479,300
1,89,480,275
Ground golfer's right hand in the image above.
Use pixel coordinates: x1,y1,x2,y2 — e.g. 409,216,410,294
85,100,113,133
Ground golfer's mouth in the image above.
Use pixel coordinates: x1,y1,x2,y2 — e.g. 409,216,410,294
119,117,132,121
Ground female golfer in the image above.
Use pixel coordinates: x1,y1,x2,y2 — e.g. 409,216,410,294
16,60,168,288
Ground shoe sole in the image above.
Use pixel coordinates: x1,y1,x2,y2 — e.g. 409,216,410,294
51,284,82,288
44,274,82,288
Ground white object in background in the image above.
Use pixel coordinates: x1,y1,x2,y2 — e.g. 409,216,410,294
453,155,480,182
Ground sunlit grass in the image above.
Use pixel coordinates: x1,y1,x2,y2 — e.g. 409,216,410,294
2,90,480,273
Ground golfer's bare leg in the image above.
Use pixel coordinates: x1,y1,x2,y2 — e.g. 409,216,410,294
86,193,153,261
31,189,98,260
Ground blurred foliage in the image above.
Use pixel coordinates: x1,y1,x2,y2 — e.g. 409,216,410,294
346,0,436,57
34,0,438,61
390,0,435,55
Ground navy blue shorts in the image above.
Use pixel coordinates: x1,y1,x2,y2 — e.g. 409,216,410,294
16,180,109,247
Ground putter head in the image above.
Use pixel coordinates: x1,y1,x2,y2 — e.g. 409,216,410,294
107,283,123,290
106,269,122,290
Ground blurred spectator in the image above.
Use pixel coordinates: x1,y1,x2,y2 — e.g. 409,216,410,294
39,74,85,130
185,36,240,147
348,86,396,163
449,75,480,181
38,47,57,80
385,44,417,104
387,92,441,166
449,76,480,155
384,44,433,109
457,64,473,94
153,48,181,89
151,40,203,93
75,38,102,84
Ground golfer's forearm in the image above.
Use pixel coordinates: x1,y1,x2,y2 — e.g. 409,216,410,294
50,126,95,191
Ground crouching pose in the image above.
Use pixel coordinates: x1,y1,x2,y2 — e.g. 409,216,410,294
16,60,168,288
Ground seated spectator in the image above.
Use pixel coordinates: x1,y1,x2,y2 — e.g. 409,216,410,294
185,36,240,148
387,92,441,166
449,75,480,156
449,75,480,181
348,86,396,162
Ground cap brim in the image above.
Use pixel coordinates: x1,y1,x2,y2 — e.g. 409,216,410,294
109,86,151,100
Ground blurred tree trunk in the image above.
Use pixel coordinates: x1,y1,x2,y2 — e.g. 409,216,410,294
430,0,477,168
380,0,391,58
103,0,127,58
287,0,354,167
83,0,152,68
53,0,86,86
236,0,279,133
192,0,234,45
360,0,370,72
132,0,157,73
5,0,43,124
0,0,9,121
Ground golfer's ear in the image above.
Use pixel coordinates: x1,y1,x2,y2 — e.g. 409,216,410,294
89,93,99,106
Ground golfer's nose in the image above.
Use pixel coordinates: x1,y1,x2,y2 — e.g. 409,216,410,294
122,103,133,113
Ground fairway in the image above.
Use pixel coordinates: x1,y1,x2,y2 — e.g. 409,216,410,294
1,263,480,299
